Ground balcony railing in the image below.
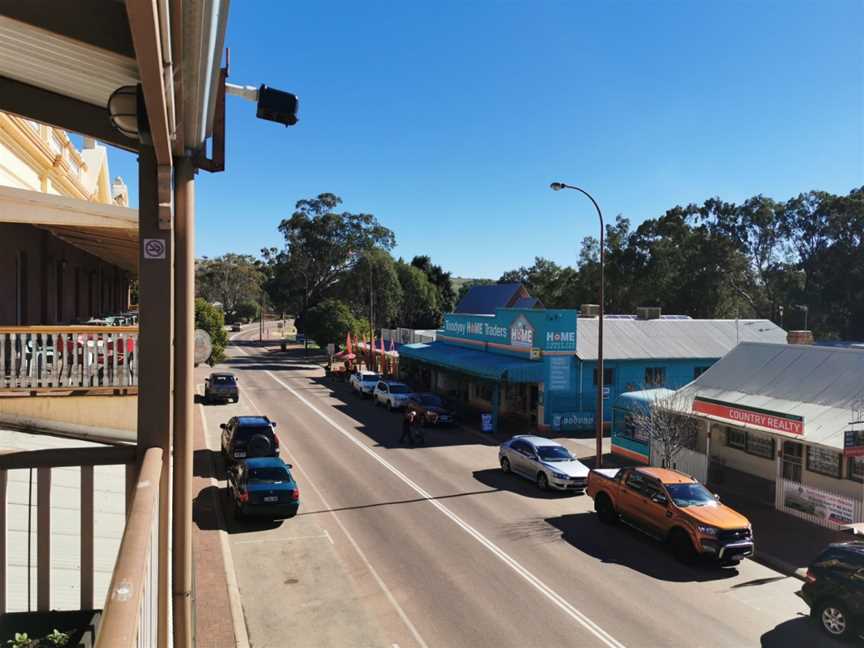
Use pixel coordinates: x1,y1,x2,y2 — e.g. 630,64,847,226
0,444,163,648
0,326,138,392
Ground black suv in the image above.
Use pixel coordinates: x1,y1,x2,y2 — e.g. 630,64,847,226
220,416,280,463
798,541,864,641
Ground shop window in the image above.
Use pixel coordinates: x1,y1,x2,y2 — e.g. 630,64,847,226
644,367,666,386
848,457,864,483
807,446,842,479
592,368,614,386
726,427,747,450
782,441,803,482
693,366,710,379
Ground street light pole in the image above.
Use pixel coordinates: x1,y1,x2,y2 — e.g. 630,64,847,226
550,181,605,468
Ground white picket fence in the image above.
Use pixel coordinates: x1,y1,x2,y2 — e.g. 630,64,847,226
775,477,864,530
0,327,138,390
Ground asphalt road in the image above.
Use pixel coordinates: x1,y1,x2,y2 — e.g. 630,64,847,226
195,327,834,648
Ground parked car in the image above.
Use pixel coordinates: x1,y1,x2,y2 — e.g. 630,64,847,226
349,370,381,397
204,372,239,403
586,466,754,564
220,415,279,463
373,381,415,411
797,541,864,641
499,435,590,492
406,393,455,426
228,457,299,519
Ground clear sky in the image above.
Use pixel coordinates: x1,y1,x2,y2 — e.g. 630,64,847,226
108,0,863,279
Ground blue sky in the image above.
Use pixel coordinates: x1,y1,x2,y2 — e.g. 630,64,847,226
108,0,863,279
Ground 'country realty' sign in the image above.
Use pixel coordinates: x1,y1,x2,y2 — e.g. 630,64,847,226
693,396,804,435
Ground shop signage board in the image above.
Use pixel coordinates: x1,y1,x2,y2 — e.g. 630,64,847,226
548,356,571,392
693,396,804,435
781,480,855,525
844,430,864,457
553,412,594,430
441,309,577,353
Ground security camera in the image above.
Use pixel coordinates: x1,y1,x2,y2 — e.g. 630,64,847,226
225,82,299,127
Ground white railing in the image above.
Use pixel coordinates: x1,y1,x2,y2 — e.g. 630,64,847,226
381,328,437,345
0,326,138,390
775,477,864,530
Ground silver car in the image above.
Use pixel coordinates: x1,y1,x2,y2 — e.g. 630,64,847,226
373,381,414,411
499,435,590,492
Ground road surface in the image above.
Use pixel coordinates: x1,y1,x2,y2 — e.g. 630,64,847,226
194,327,830,648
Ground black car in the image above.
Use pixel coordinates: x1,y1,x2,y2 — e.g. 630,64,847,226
204,372,239,404
406,393,455,426
220,415,280,463
798,541,864,641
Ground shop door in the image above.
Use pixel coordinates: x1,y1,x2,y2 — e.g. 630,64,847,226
782,440,803,482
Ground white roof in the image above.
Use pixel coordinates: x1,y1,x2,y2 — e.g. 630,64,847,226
676,343,864,449
576,318,787,360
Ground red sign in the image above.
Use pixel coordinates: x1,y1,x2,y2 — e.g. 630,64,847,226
693,397,804,435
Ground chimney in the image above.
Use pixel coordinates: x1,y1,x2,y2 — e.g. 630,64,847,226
580,304,600,318
787,330,814,345
636,306,662,320
83,136,96,149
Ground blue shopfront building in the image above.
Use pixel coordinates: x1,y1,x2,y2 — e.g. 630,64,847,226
398,286,787,438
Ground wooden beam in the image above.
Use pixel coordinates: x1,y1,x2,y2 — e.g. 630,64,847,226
0,2,135,58
0,184,137,229
0,469,6,614
37,466,50,611
0,445,136,470
80,465,94,609
0,76,138,152
126,0,172,167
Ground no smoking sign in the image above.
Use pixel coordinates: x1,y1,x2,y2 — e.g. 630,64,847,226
143,238,166,259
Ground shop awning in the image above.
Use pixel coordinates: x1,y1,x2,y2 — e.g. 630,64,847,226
398,342,543,383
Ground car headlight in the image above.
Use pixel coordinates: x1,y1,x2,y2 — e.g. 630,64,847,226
552,472,569,480
697,525,718,537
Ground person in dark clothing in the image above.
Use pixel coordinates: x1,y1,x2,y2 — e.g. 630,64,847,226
400,409,417,446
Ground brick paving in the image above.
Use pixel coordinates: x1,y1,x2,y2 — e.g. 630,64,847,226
192,405,240,647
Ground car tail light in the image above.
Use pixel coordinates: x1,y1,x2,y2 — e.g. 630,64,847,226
238,491,249,503
291,488,300,501
274,435,280,450
804,567,816,583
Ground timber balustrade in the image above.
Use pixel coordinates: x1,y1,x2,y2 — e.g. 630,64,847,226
0,326,138,391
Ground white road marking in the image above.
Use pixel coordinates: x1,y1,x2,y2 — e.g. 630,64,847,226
259,365,627,648
234,534,333,545
197,400,251,648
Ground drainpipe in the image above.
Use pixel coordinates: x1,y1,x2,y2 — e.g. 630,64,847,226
172,156,195,647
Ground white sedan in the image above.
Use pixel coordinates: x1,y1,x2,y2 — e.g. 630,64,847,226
373,381,414,411
349,371,380,397
499,435,590,492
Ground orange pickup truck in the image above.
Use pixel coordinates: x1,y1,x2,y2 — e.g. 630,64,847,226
586,466,755,564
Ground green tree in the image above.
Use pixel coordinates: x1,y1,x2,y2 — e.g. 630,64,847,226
396,260,440,328
305,299,358,349
337,249,403,330
195,298,229,365
196,254,264,322
411,255,456,313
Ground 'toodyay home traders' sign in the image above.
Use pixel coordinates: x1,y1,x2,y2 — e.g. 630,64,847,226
441,309,577,352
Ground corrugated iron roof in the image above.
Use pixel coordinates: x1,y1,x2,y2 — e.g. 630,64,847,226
576,318,787,360
676,343,864,449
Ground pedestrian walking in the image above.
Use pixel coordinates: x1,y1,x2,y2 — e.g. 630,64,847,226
400,409,417,446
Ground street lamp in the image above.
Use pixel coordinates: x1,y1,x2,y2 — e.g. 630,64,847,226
550,181,605,468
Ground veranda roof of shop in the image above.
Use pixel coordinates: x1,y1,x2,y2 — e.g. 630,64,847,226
676,342,864,450
398,342,544,383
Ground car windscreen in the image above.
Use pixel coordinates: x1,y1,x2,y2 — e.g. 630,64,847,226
389,385,411,394
361,374,380,382
420,394,443,407
248,467,290,483
234,426,273,442
665,483,716,507
536,446,573,461
213,376,236,385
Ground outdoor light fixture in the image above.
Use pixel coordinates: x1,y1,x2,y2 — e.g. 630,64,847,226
107,84,150,142
550,182,565,191
225,82,299,126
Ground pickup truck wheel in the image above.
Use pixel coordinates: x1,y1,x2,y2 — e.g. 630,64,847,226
500,457,511,473
537,473,549,491
671,529,697,564
595,494,618,524
817,600,854,640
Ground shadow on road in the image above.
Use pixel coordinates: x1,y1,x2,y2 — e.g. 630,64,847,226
297,487,499,516
193,484,284,534
545,512,739,582
194,448,225,481
760,616,838,647
472,468,579,500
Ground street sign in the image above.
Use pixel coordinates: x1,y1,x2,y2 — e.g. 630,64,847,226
194,329,212,365
481,413,493,433
143,238,166,259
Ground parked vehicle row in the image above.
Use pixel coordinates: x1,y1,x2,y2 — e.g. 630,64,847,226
347,370,457,426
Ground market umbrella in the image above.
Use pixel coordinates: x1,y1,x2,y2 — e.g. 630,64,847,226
380,336,386,375
346,332,353,355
